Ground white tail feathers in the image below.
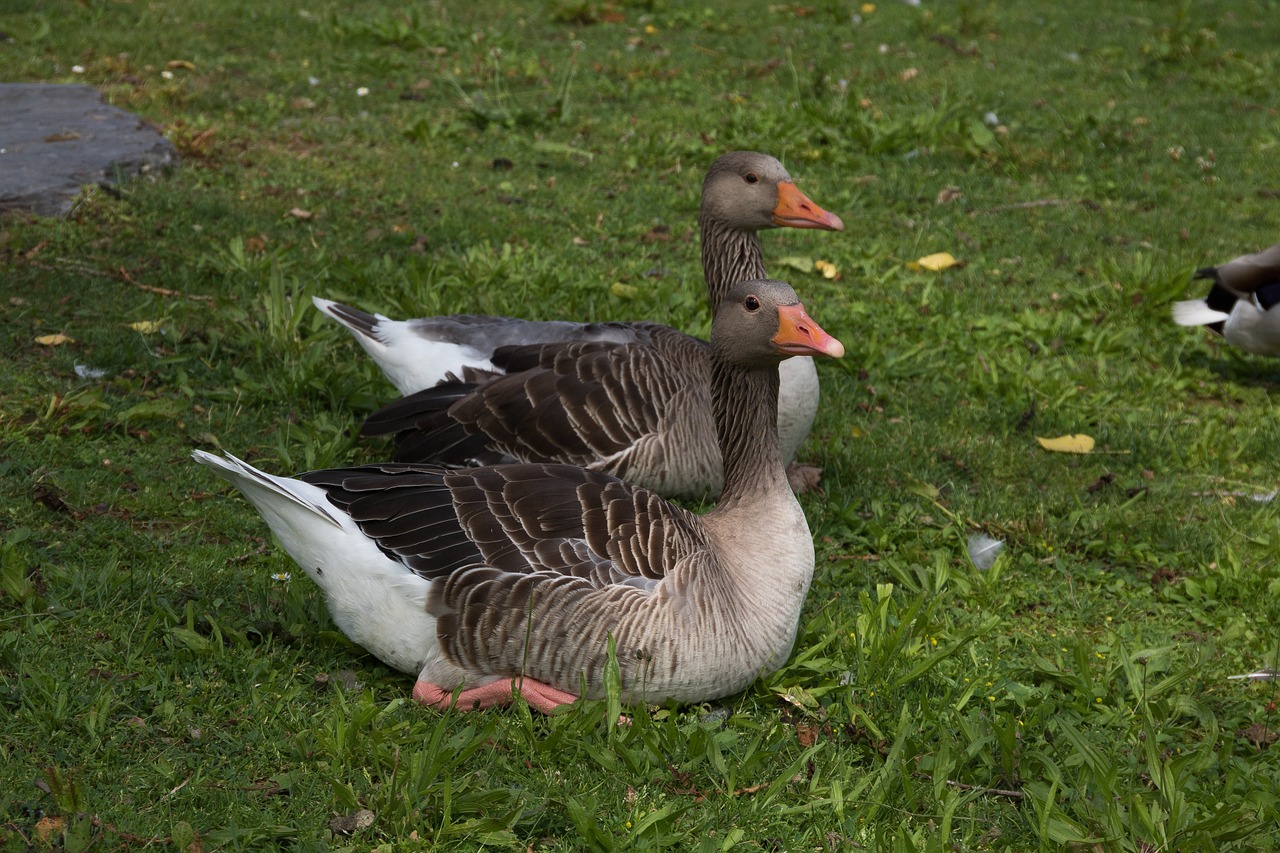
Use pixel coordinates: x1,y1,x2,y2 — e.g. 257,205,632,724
1171,299,1230,328
311,296,343,322
191,450,344,529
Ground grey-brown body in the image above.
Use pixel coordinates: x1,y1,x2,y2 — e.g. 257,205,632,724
350,152,842,499
194,280,839,705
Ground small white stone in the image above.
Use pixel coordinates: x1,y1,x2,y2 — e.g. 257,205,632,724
72,65,85,74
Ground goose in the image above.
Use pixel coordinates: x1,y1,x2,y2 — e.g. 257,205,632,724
194,279,844,713
335,152,844,499
1172,241,1280,357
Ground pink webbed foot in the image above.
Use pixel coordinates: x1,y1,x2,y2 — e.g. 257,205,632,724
413,677,580,714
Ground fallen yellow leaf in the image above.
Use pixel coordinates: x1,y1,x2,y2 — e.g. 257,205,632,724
913,252,960,272
777,256,816,274
35,333,74,346
129,320,163,334
1036,434,1095,454
815,260,840,280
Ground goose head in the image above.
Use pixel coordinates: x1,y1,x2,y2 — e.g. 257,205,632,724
701,152,844,233
712,279,845,368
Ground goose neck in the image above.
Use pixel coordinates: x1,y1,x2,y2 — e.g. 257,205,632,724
710,359,787,507
700,212,767,315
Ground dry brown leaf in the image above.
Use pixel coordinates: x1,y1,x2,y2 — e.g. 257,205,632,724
35,333,74,346
35,816,64,843
287,207,313,220
640,225,671,243
936,186,963,204
1238,722,1278,748
899,67,919,82
1036,434,1095,454
786,462,823,494
329,809,375,835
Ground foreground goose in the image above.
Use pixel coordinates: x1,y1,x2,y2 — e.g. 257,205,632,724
342,152,844,499
194,280,843,713
1172,241,1280,357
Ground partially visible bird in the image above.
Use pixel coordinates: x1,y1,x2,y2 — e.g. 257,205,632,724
1172,242,1280,357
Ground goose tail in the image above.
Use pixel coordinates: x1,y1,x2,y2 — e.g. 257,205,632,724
1171,299,1230,328
192,450,345,530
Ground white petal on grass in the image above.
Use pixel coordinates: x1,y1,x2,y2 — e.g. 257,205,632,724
1228,670,1279,681
967,534,1004,570
74,362,107,379
983,111,999,126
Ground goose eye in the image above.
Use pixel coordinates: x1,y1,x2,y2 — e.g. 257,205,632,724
744,173,759,184
744,295,761,311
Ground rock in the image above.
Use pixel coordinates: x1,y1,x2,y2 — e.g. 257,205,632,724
0,83,178,218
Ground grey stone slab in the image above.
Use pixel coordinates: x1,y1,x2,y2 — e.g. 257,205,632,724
0,83,178,218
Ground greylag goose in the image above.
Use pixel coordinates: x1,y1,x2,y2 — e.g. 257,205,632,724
314,151,841,393
1172,241,1280,357
344,152,844,499
193,280,844,713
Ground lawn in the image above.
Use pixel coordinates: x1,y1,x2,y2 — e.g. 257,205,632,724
2,0,1279,849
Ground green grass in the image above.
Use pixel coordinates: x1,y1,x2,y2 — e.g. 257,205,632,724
3,0,1280,849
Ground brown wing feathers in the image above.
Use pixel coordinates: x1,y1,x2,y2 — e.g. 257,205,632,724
299,462,707,589
363,326,706,473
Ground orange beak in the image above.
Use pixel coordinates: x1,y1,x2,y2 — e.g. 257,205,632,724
773,181,845,231
772,303,845,358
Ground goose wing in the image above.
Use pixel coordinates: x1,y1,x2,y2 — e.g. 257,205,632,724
298,462,710,588
362,326,716,489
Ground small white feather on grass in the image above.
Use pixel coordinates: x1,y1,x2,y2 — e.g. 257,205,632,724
967,534,1004,570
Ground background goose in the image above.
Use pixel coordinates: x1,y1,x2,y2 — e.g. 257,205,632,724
352,152,844,499
1172,241,1280,357
314,151,841,393
194,280,844,713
